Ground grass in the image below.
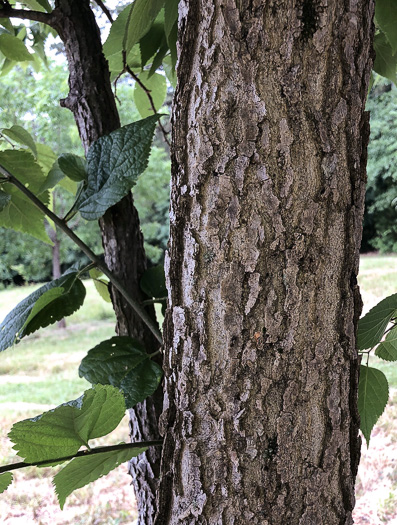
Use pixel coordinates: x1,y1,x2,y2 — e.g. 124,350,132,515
0,280,137,523
1,256,397,522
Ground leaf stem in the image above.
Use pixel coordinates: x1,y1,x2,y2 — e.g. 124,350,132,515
0,163,163,344
0,440,163,474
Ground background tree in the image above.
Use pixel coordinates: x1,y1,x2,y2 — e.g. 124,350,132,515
156,2,374,523
362,78,397,253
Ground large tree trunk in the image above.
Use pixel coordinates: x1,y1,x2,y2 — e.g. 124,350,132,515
52,1,162,523
157,1,374,523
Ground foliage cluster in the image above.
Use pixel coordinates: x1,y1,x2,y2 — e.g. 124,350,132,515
363,79,397,253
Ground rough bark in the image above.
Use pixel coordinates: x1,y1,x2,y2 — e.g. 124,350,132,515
157,1,374,523
52,1,162,522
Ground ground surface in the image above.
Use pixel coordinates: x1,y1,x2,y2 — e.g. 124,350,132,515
0,256,397,523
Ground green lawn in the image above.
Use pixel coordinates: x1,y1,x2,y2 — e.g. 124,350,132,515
0,256,396,521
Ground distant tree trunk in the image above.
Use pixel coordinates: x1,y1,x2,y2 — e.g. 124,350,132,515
50,191,66,329
157,1,374,523
52,1,162,523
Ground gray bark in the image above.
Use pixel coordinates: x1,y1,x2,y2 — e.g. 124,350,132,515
52,1,162,523
157,1,374,523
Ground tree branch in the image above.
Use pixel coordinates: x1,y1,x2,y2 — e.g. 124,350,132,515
93,0,113,23
121,51,171,148
0,440,163,474
0,163,163,345
0,6,57,27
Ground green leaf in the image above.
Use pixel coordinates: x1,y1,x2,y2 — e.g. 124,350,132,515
0,191,50,243
89,268,111,303
375,325,397,361
358,365,389,446
148,40,169,77
103,3,134,61
134,71,167,118
8,385,126,463
0,149,47,194
54,446,146,509
1,125,37,157
58,153,87,182
39,160,78,194
163,55,176,88
0,189,11,211
77,116,159,220
21,275,86,337
139,13,166,68
0,473,13,494
124,0,165,55
140,265,167,298
0,34,33,62
35,143,57,176
375,0,397,55
373,31,397,84
0,19,14,33
0,272,80,351
164,0,179,41
22,0,52,12
79,336,163,408
357,293,397,350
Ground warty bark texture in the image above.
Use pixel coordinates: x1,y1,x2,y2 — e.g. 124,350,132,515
52,2,162,523
157,1,374,523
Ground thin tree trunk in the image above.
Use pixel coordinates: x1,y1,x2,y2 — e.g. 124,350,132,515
50,191,66,328
157,1,374,523
52,1,162,522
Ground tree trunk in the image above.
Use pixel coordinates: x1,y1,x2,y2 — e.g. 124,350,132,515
52,1,162,522
50,191,66,328
157,1,374,523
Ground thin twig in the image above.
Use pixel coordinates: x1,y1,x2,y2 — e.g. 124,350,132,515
122,50,171,147
0,163,163,345
93,0,113,23
0,440,163,474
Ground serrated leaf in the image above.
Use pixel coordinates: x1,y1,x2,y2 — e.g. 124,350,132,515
79,336,163,408
0,472,13,494
134,71,167,118
124,0,165,55
103,3,134,61
0,149,46,194
0,34,33,62
8,385,126,463
375,0,397,55
120,359,163,408
35,143,57,176
358,365,389,446
0,189,11,211
21,276,86,337
76,116,159,220
375,325,397,361
140,264,167,299
89,269,111,303
1,125,37,157
58,153,87,182
373,31,397,84
164,0,179,41
54,446,146,509
0,272,81,351
357,293,397,350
